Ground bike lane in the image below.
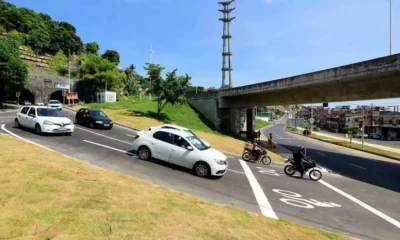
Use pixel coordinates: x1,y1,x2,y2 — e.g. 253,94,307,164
245,162,398,240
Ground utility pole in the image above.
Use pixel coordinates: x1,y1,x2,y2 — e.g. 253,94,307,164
390,0,392,55
370,103,373,135
219,0,235,88
361,107,365,149
63,60,78,106
149,44,159,101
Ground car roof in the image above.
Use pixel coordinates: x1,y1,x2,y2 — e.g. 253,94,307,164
160,124,190,131
152,128,192,137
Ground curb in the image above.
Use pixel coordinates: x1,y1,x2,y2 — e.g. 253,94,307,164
286,130,400,162
63,107,141,132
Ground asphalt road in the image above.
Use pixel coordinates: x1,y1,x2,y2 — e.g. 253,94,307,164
320,129,400,148
1,109,400,240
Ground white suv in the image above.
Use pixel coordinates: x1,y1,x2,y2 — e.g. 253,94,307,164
131,128,228,178
48,100,62,111
15,106,74,135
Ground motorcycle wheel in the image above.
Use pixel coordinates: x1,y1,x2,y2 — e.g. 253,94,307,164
309,169,322,181
261,156,272,165
284,165,296,176
242,151,251,161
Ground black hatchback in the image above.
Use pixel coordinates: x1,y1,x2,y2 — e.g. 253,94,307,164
75,108,113,129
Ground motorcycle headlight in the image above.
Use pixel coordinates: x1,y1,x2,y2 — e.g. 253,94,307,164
96,121,103,124
43,120,53,125
213,159,225,165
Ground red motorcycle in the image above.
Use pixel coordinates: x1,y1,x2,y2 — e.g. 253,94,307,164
242,141,272,165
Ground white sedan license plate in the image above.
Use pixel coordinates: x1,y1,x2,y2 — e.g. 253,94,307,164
59,128,68,131
104,124,110,127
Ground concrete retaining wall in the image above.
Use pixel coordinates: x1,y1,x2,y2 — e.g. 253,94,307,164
188,96,219,128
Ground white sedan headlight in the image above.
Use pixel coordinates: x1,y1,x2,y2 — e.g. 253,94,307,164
43,120,54,125
96,121,103,124
214,159,225,165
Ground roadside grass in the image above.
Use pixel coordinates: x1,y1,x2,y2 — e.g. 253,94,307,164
255,119,271,130
69,97,285,162
0,134,349,240
285,127,400,161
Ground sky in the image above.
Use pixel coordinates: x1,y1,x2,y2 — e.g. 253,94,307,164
7,0,400,107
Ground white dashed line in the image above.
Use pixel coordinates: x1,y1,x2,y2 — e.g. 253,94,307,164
239,160,278,219
83,140,134,155
1,124,54,152
319,180,400,229
349,163,367,170
74,126,131,145
227,169,245,175
126,134,136,138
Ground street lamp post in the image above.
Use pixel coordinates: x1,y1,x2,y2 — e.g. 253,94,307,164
149,44,159,101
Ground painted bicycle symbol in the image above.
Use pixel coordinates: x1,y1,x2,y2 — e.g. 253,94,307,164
257,167,280,176
273,189,341,209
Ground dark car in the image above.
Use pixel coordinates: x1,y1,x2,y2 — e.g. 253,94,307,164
75,108,113,129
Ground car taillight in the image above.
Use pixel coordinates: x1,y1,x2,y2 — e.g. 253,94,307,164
134,135,140,139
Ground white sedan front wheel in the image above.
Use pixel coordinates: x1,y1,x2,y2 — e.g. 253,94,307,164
194,162,210,178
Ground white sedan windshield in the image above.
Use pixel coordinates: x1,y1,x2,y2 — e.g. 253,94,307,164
187,136,209,150
37,108,64,117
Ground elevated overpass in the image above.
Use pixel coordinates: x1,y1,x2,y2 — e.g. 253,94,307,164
188,54,400,137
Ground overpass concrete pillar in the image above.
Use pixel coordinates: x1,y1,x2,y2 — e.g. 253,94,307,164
246,108,256,139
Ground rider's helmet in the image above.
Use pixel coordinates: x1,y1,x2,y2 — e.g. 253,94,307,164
298,145,305,152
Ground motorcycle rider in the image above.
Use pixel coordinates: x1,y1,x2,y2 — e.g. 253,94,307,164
293,145,310,178
251,138,262,158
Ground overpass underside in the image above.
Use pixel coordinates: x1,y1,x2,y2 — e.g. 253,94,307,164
219,71,400,108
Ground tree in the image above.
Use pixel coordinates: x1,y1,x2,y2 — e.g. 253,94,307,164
123,64,144,95
144,63,191,116
85,42,99,55
102,50,120,64
48,50,68,76
5,30,26,47
27,22,50,54
79,54,125,94
344,126,359,143
0,39,28,107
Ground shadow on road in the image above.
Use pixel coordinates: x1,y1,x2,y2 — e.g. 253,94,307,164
126,150,220,180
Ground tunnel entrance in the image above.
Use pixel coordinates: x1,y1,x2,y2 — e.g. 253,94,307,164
49,90,67,104
18,88,35,105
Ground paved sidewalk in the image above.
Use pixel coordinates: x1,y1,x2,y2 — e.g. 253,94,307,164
296,127,400,154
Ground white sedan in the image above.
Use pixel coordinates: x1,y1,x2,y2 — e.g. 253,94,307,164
15,106,74,135
131,128,228,178
149,124,211,147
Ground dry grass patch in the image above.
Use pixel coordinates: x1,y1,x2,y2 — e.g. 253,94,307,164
0,135,348,240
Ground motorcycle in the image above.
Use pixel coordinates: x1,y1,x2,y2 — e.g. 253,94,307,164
284,157,322,181
242,141,272,165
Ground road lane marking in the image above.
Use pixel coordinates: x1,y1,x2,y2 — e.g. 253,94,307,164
319,180,400,229
349,164,367,170
83,140,135,155
317,152,326,156
273,189,341,209
126,134,136,138
1,124,55,152
239,160,278,219
74,126,131,145
227,169,245,174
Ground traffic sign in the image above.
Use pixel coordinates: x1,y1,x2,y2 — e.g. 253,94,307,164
16,92,20,98
310,118,315,124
